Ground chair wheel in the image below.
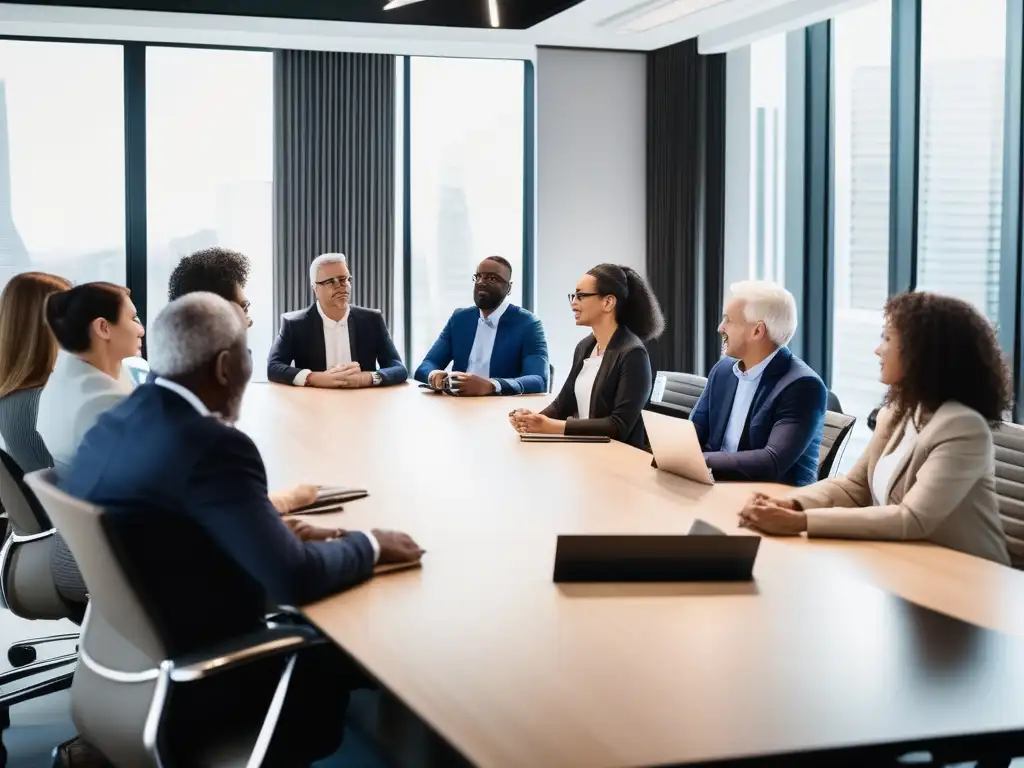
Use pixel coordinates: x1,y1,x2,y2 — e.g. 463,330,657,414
8,645,36,667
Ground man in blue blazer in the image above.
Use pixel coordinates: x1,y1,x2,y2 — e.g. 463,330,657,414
59,293,423,765
268,253,407,388
414,256,549,396
691,281,827,487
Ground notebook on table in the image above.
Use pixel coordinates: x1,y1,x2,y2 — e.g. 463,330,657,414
520,434,611,443
286,486,369,516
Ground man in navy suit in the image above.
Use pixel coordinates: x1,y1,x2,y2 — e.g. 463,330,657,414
690,281,826,487
59,293,424,765
267,252,407,388
414,256,549,396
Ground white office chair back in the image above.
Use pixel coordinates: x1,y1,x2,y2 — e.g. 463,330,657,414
25,470,166,663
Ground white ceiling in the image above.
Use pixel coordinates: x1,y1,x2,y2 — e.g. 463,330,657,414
0,0,855,58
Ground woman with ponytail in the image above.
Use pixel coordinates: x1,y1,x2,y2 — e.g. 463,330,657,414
509,264,664,448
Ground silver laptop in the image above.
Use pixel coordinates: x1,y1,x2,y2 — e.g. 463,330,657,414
644,414,714,485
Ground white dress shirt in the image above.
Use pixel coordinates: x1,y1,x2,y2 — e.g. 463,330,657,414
871,417,918,506
721,347,782,454
574,347,602,419
38,351,132,473
153,377,379,561
293,303,353,387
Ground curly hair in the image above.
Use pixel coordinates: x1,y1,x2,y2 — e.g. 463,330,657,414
587,263,665,341
168,247,250,304
883,291,1012,426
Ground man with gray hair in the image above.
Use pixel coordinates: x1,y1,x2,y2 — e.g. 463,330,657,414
267,252,407,388
58,292,424,763
689,280,826,487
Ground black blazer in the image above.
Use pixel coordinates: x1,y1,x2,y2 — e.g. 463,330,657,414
541,327,652,449
267,304,407,386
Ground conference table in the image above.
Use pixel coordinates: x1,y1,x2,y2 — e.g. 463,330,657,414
238,383,1024,767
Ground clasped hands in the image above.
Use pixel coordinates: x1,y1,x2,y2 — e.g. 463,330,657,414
507,408,563,435
737,492,808,536
427,370,495,397
273,484,424,565
308,362,371,389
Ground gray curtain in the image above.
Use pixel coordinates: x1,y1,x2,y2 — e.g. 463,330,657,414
646,39,726,376
273,51,396,325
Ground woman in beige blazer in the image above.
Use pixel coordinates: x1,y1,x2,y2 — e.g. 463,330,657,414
739,291,1012,566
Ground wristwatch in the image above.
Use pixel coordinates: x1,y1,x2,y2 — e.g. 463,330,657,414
371,372,383,387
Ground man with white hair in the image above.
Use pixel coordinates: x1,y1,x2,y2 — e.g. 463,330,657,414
268,252,407,387
689,280,826,487
58,293,424,764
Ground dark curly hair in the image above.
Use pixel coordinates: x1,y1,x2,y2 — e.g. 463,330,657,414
168,247,250,304
883,291,1012,426
587,263,665,341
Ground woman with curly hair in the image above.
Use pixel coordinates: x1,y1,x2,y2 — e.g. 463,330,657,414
738,291,1012,565
509,263,664,447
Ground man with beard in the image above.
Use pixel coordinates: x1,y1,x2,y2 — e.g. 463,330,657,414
690,280,826,487
414,256,549,396
267,252,407,387
55,293,423,766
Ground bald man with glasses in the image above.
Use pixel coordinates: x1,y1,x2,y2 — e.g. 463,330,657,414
414,256,550,396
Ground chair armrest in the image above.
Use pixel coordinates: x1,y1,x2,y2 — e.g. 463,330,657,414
169,624,324,683
644,401,691,420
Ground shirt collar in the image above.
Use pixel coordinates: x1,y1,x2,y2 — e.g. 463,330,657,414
316,302,350,327
732,346,782,382
154,377,211,416
480,298,510,328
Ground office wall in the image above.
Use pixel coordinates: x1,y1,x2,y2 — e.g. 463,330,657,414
535,47,647,382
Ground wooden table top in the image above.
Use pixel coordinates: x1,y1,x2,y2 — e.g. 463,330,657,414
238,384,1024,768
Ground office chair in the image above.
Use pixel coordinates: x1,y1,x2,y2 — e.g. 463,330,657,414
993,421,1024,570
548,363,555,394
645,371,707,420
0,450,78,711
26,469,330,767
817,411,856,481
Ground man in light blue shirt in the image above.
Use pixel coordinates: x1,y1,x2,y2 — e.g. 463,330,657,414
690,281,827,487
415,256,549,396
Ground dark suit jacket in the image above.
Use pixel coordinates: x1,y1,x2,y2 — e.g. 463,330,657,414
690,346,826,487
60,384,376,607
267,304,407,386
413,305,549,395
541,327,652,448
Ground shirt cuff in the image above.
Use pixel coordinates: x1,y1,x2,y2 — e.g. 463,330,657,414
359,530,380,564
490,378,502,394
293,369,312,387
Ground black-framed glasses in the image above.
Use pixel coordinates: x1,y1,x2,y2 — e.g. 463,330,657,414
568,291,599,304
472,273,508,286
315,276,353,289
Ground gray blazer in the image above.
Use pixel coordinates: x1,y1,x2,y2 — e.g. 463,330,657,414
788,402,1010,565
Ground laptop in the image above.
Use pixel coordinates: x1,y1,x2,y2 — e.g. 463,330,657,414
644,414,714,485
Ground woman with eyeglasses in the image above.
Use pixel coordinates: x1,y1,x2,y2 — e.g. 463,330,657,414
509,263,664,448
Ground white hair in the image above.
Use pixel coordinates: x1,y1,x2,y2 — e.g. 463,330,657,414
148,292,247,378
309,253,347,285
728,280,798,347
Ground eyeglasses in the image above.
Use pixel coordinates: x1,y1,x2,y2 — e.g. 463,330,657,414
568,292,600,304
237,300,251,314
315,276,353,289
472,273,508,286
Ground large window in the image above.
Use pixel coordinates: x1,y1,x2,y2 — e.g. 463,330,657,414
146,48,274,379
915,0,1006,322
408,57,525,367
748,34,787,283
831,0,892,469
0,41,125,290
